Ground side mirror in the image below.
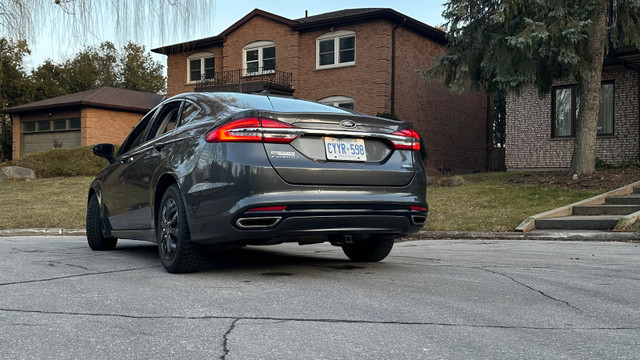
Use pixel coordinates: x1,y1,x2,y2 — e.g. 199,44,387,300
92,143,115,164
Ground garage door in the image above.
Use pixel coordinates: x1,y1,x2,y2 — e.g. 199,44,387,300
22,131,81,155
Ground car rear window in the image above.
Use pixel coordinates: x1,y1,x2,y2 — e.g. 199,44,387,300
211,93,352,114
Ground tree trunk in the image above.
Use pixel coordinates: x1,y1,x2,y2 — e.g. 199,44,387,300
569,2,608,176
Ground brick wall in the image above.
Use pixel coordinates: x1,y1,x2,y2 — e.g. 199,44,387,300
11,114,20,160
223,16,299,74
394,27,487,172
166,46,224,97
295,20,393,116
82,108,143,147
506,66,639,169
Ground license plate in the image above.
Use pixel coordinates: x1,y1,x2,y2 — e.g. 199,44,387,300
324,137,367,161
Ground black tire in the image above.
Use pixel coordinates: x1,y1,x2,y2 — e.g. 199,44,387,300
342,236,395,262
86,194,118,250
157,184,202,273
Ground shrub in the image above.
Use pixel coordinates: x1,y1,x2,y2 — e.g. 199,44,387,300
5,146,115,178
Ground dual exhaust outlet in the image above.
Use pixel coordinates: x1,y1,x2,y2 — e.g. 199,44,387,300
236,214,426,230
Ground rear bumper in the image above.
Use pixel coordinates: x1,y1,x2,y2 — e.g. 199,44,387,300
188,194,427,246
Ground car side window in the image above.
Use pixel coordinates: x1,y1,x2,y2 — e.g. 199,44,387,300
148,101,182,140
180,102,199,126
117,110,157,156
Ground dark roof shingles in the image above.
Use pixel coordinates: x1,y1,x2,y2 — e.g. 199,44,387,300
2,87,164,114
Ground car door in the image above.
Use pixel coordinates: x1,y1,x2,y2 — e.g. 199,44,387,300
100,109,158,230
117,100,184,230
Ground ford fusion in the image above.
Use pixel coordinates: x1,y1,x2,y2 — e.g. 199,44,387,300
87,93,427,273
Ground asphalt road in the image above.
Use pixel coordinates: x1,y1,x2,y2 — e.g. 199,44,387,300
1,236,639,360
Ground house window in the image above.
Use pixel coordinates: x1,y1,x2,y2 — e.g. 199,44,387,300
22,118,81,134
598,82,614,135
316,31,356,69
318,95,355,110
552,86,575,137
243,41,276,76
187,52,215,83
551,82,614,138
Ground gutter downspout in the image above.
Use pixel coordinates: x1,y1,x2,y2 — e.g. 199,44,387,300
391,18,406,115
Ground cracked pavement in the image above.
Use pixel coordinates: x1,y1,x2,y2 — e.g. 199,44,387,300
1,236,639,359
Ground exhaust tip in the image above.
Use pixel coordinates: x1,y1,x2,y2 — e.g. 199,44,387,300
411,215,426,225
236,216,282,229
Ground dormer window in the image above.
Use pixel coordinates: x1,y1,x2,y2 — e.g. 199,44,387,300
243,41,276,76
187,52,215,83
316,30,356,69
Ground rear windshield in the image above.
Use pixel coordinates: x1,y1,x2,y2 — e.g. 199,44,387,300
210,93,352,114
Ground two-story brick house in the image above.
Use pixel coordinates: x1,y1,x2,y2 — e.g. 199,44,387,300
152,8,488,173
506,47,640,170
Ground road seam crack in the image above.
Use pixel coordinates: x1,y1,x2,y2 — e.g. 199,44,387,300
1,308,636,331
478,267,582,312
0,266,160,286
220,318,239,360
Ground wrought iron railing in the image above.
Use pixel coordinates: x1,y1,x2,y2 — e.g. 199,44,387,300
194,68,293,90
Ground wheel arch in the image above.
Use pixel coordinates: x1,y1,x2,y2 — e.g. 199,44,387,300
153,173,181,228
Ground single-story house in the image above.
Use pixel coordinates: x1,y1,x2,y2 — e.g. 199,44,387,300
506,47,640,170
2,87,164,159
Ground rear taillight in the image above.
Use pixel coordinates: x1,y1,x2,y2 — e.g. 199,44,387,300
391,128,421,151
206,118,298,143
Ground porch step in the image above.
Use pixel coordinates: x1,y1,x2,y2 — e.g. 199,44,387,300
572,205,640,216
536,215,623,230
633,187,640,194
605,194,640,205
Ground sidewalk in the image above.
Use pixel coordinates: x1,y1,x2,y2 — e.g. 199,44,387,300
1,228,638,242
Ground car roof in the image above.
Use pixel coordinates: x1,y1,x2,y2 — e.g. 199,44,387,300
174,92,354,114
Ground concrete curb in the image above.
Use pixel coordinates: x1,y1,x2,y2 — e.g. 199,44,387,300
409,230,640,242
0,228,87,237
1,228,638,242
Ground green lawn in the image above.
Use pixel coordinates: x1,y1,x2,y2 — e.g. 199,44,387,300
424,172,601,232
0,173,602,231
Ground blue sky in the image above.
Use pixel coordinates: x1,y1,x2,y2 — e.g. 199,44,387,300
26,0,445,69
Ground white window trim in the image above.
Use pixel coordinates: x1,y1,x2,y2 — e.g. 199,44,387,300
243,41,276,76
318,95,355,110
187,52,215,84
316,30,356,70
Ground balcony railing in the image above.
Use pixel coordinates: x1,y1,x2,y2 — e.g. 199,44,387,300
194,68,294,95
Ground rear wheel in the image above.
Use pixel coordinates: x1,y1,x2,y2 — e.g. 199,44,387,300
342,236,395,262
157,184,202,273
86,194,117,250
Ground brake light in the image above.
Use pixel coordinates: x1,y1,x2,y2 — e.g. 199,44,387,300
247,206,287,212
410,206,427,212
206,118,298,143
391,128,421,151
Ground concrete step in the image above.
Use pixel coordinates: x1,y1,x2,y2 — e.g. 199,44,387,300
633,187,640,194
572,204,640,216
536,215,622,230
605,194,640,205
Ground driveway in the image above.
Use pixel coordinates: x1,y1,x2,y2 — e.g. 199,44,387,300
1,236,639,359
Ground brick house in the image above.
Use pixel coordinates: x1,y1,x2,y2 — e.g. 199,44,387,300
2,87,164,159
506,48,640,170
152,8,488,173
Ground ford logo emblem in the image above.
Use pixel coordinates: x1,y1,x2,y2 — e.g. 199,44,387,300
339,120,356,129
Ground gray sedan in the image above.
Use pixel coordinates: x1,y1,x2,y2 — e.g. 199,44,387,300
87,93,427,273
